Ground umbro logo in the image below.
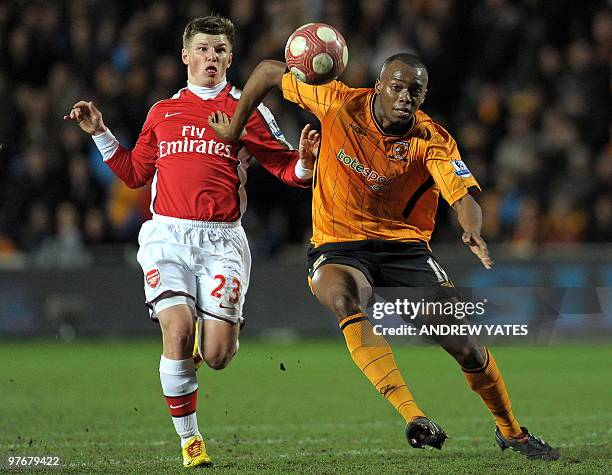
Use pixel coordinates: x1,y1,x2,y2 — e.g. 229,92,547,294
350,124,367,135
379,384,395,396
165,112,182,118
312,254,327,273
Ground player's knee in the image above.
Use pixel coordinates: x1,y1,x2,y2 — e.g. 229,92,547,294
158,306,195,349
330,293,361,320
205,356,231,370
204,349,234,370
451,346,485,369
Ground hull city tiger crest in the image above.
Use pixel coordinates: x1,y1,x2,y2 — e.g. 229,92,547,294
388,141,411,162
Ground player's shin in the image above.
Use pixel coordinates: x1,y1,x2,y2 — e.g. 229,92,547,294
339,313,425,421
462,347,523,438
159,355,202,446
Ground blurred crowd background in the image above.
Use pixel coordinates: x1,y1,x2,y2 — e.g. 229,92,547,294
0,0,609,268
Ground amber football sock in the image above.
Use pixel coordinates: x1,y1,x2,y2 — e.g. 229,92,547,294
462,347,523,438
339,313,425,422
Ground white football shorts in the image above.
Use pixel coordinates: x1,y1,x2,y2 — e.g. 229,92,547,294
136,214,251,324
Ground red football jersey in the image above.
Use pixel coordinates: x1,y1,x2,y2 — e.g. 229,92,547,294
104,84,309,222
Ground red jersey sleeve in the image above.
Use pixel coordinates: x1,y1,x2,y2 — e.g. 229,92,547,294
240,103,311,188
105,105,159,189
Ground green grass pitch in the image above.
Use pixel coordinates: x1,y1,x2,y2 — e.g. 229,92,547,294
0,340,610,474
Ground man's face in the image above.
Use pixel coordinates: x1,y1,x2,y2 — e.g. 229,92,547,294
374,61,428,129
182,33,232,87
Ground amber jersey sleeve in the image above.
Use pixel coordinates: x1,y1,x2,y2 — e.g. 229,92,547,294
281,73,354,120
281,73,481,247
424,124,480,205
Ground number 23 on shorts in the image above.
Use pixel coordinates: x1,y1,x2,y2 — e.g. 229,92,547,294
210,275,241,304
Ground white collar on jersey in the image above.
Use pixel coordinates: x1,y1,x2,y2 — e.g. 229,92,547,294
187,79,227,100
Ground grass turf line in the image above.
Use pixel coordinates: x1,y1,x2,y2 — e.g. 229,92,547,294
0,340,610,474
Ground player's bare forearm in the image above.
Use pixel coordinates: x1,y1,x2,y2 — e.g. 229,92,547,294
453,194,482,235
234,60,286,132
452,194,493,269
208,60,286,141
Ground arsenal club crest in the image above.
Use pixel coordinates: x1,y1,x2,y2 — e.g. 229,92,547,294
388,141,411,162
146,268,160,288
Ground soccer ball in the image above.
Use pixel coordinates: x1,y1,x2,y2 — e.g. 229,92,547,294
285,23,348,85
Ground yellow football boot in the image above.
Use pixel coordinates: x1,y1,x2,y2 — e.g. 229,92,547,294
182,434,212,468
193,319,204,370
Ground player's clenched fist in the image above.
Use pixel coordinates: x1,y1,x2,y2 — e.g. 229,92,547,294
63,101,107,135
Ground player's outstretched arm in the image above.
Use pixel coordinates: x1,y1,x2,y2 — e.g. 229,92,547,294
452,194,494,269
208,60,287,141
63,100,156,189
63,101,107,136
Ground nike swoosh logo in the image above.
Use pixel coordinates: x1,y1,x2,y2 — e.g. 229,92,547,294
165,112,182,118
169,402,190,409
219,304,235,309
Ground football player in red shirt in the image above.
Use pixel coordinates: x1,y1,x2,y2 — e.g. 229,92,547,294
65,15,319,467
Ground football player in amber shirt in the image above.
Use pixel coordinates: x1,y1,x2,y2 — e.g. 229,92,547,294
208,53,558,460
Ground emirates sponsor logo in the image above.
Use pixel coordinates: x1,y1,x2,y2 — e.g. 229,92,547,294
158,125,232,159
146,269,160,288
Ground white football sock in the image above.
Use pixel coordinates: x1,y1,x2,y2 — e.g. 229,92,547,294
159,355,201,446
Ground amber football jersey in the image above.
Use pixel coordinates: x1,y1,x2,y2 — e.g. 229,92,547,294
281,73,481,247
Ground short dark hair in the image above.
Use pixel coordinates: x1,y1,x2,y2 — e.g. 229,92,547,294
380,53,428,76
183,15,236,48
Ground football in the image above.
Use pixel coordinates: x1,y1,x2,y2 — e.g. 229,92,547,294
285,23,348,85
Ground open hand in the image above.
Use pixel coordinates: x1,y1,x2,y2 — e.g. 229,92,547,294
63,101,106,135
207,111,245,141
298,124,320,171
462,232,494,269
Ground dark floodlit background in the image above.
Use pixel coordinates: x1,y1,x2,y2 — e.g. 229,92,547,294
0,0,609,337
